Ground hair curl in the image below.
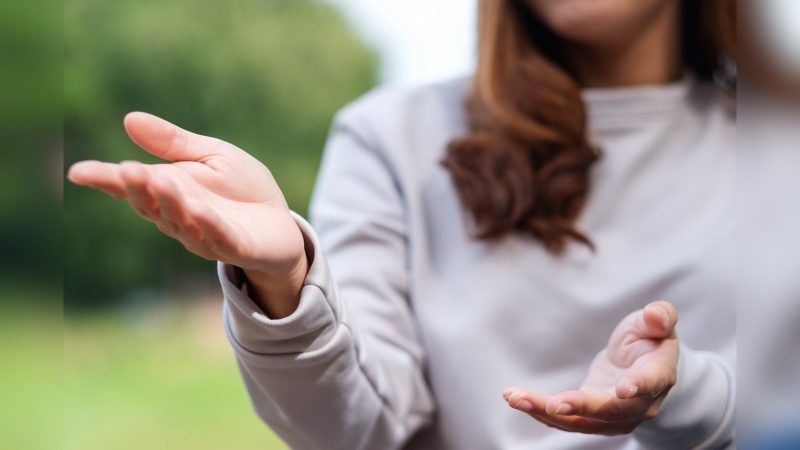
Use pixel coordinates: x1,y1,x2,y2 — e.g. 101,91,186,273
442,0,736,253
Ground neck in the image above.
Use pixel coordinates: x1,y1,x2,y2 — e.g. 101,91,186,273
562,2,683,88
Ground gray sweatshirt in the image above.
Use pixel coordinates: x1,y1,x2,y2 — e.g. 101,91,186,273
219,76,735,450
738,96,800,436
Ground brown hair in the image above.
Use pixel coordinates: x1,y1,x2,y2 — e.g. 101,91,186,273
442,0,736,253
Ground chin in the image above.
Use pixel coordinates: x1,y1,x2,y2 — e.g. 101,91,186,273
526,0,669,46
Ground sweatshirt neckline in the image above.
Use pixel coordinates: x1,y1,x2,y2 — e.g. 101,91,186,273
581,75,695,129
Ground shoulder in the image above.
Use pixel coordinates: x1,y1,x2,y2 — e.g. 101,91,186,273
331,76,471,144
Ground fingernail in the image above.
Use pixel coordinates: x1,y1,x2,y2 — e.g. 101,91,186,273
628,384,638,397
516,399,533,410
67,165,83,180
502,389,514,400
656,305,671,328
506,393,532,410
555,403,574,415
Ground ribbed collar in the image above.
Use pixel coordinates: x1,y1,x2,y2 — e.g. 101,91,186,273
581,74,695,130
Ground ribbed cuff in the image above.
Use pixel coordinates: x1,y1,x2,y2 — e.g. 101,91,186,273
219,211,342,356
634,344,735,449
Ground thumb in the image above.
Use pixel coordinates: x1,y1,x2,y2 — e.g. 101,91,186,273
123,112,228,162
607,301,678,367
636,301,678,339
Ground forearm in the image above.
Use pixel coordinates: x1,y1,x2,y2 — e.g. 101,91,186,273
227,309,429,450
223,113,438,448
219,212,435,449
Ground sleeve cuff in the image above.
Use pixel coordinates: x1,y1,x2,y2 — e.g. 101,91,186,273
633,344,735,449
218,211,342,355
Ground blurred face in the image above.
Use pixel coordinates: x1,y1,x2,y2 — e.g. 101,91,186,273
525,0,678,48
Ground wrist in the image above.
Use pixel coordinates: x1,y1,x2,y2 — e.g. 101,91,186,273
242,256,307,319
242,222,310,319
244,253,307,291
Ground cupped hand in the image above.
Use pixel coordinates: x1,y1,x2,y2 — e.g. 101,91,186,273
68,112,307,315
504,301,679,436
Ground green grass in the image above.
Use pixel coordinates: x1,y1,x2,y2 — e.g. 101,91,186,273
62,300,288,450
0,287,62,450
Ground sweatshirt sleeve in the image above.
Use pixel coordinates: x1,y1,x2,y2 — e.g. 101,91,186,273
219,114,435,450
633,344,736,449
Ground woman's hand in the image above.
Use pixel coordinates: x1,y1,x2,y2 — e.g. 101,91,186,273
504,301,679,436
68,112,307,318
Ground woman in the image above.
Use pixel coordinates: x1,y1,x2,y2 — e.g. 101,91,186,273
68,0,736,448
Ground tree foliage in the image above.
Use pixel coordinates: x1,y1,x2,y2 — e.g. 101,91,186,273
65,0,378,307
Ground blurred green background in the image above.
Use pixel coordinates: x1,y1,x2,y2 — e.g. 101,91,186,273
62,0,378,448
0,0,62,448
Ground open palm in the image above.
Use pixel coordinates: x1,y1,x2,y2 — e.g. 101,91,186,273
68,112,306,276
504,301,680,436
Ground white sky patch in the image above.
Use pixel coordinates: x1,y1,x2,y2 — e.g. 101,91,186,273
324,0,477,86
758,0,800,75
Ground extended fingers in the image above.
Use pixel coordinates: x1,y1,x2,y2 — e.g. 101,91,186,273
150,175,191,236
70,155,236,263
545,390,650,422
504,387,549,414
146,175,234,258
504,388,643,435
119,161,160,219
530,414,641,436
186,200,240,257
505,388,651,423
67,160,127,199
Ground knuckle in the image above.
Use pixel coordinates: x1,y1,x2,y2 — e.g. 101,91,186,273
134,205,154,218
196,231,211,246
185,204,204,223
155,223,176,237
164,127,187,159
511,397,526,409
